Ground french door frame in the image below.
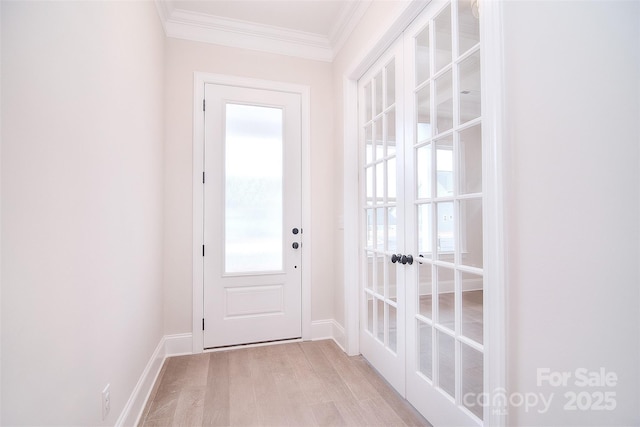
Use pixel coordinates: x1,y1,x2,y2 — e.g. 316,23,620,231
342,1,506,425
192,72,312,353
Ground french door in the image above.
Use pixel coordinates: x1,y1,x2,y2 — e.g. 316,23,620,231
203,83,302,349
359,0,484,425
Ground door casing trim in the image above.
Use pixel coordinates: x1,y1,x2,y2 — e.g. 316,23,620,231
192,72,312,353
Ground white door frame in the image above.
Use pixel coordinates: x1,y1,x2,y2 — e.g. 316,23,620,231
192,72,312,353
342,1,507,425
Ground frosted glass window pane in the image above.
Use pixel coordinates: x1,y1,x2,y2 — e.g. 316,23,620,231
225,103,283,273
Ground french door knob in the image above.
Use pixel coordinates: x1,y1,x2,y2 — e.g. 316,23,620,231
292,242,299,249
292,228,299,235
401,254,414,265
391,254,401,263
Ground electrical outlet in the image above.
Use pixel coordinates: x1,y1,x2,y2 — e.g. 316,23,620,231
102,384,111,420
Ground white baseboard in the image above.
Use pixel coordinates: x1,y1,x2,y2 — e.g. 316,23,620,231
118,321,348,426
311,319,346,351
116,333,194,427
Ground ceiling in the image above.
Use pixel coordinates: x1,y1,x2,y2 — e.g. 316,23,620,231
155,0,373,62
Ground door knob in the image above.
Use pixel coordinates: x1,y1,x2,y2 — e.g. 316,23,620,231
391,254,401,263
401,254,414,265
292,242,299,249
292,228,299,235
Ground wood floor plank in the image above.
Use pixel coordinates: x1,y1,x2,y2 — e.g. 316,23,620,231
141,340,431,427
202,351,230,426
311,401,347,427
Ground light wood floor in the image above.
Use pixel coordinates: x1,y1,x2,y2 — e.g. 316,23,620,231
139,339,431,427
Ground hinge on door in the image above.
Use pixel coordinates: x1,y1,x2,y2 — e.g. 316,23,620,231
202,172,205,184
203,99,205,111
202,318,205,331
202,245,205,256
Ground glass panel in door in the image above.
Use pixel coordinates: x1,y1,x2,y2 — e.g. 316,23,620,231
406,1,484,424
225,104,283,273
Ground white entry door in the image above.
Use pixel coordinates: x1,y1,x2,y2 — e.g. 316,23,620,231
203,83,302,349
359,0,485,425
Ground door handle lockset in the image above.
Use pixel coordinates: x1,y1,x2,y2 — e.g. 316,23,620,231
292,242,299,249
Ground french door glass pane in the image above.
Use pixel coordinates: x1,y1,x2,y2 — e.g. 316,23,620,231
375,118,384,160
435,70,453,134
415,26,430,84
459,50,481,124
458,0,480,55
386,61,396,107
418,262,433,319
388,304,397,352
366,208,374,247
376,163,384,203
418,321,433,379
416,85,432,142
366,167,373,206
387,157,397,200
418,203,433,257
436,138,454,197
416,144,432,199
376,207,385,249
224,103,283,273
459,198,483,268
364,82,372,121
376,253,384,294
437,330,456,397
434,4,452,72
366,252,374,290
436,202,455,261
388,207,397,251
436,266,455,330
388,257,398,302
459,125,482,194
365,125,373,164
462,343,483,419
366,292,374,333
461,271,483,344
375,72,384,115
376,297,385,342
386,110,397,156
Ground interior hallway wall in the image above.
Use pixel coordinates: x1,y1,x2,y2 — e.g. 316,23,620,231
163,38,335,335
503,1,640,425
1,1,165,424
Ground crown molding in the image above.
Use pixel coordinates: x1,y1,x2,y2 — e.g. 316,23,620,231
154,0,370,62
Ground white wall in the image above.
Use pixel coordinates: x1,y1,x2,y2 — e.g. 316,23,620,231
1,1,165,425
163,38,335,335
503,1,640,425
